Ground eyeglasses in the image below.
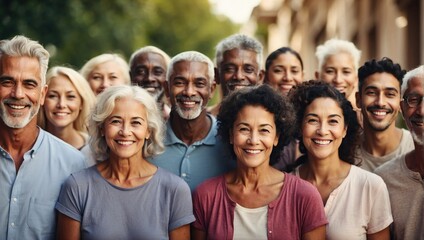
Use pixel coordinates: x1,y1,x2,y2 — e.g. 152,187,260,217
403,94,424,108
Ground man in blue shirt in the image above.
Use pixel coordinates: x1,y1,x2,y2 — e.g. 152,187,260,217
149,51,233,191
0,35,87,239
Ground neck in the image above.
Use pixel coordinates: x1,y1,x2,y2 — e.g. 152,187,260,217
0,120,39,170
46,124,84,149
362,124,402,156
170,111,211,145
303,156,346,182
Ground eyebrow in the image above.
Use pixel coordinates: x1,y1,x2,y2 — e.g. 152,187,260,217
364,85,399,93
236,122,274,128
305,113,342,118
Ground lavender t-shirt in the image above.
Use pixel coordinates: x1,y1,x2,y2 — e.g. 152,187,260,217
56,166,195,239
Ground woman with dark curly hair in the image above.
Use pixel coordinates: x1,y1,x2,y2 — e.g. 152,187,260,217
192,84,327,240
288,80,392,240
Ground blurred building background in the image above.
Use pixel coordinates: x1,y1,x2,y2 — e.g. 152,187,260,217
242,0,423,79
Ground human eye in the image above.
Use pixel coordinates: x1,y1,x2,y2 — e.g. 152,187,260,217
386,90,398,98
195,79,207,88
324,68,335,75
67,94,77,100
407,95,420,104
365,89,377,96
260,128,271,133
305,117,319,124
47,93,58,99
244,65,256,74
154,68,165,76
0,78,15,87
173,79,185,87
329,119,340,125
131,120,142,126
223,66,236,74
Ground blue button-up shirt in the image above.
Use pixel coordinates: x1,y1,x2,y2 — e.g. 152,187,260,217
0,128,87,240
149,114,234,191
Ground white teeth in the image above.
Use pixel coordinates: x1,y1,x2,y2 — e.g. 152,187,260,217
313,140,331,145
373,111,387,116
10,105,25,109
182,101,195,105
245,149,261,154
55,113,68,116
117,141,133,145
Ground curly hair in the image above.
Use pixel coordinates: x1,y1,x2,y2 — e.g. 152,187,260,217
358,57,406,92
287,80,360,171
217,84,295,165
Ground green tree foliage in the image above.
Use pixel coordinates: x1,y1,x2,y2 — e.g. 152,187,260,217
0,0,237,68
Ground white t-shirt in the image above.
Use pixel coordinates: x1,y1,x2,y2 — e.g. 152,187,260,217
295,165,393,240
233,204,268,240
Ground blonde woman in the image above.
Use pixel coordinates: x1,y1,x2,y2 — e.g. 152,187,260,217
80,53,130,95
39,66,96,150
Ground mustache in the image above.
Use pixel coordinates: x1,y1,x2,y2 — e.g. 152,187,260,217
226,81,254,88
3,99,32,107
366,105,393,114
176,95,202,102
410,115,424,123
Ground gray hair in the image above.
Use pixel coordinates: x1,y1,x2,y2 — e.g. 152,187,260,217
89,85,164,161
315,38,361,72
166,51,215,84
80,53,130,84
401,65,424,98
129,46,171,68
0,35,49,85
215,34,263,69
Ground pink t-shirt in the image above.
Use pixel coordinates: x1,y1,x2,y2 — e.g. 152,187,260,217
192,174,328,239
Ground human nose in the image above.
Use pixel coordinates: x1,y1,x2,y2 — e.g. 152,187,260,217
316,123,329,135
56,96,66,108
11,83,25,99
119,124,131,136
183,82,196,96
333,72,343,84
101,79,111,88
247,131,259,145
375,92,386,106
233,67,245,80
282,71,292,82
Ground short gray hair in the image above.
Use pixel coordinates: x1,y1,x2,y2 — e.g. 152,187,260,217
401,65,424,98
129,46,171,68
315,38,361,72
166,51,215,84
215,34,263,69
89,85,164,161
0,35,49,85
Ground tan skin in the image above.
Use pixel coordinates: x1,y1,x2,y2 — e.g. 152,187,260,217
0,56,47,170
299,98,389,240
56,98,190,240
192,105,326,240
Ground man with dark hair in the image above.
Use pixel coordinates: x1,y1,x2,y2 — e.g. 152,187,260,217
355,57,414,171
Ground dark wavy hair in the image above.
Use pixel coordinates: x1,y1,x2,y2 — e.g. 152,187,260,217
217,84,296,165
358,57,406,92
286,80,360,171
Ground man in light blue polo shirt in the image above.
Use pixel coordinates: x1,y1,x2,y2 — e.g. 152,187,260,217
149,51,233,191
0,35,87,239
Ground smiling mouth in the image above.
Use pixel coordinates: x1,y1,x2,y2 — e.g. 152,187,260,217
244,149,262,154
54,112,69,116
8,104,27,110
116,140,134,146
312,139,331,145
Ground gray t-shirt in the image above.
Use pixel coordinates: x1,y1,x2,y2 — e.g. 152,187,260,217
56,166,195,239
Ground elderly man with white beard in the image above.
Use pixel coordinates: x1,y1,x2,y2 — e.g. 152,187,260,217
375,65,424,240
0,36,86,239
149,51,233,191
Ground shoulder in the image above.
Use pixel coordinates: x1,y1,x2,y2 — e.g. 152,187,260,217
155,168,191,192
350,165,386,187
193,175,224,197
283,174,321,198
374,155,404,177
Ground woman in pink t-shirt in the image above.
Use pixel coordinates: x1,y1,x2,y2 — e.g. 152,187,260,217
192,85,327,240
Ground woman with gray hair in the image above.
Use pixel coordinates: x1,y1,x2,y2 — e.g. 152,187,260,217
56,85,195,239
